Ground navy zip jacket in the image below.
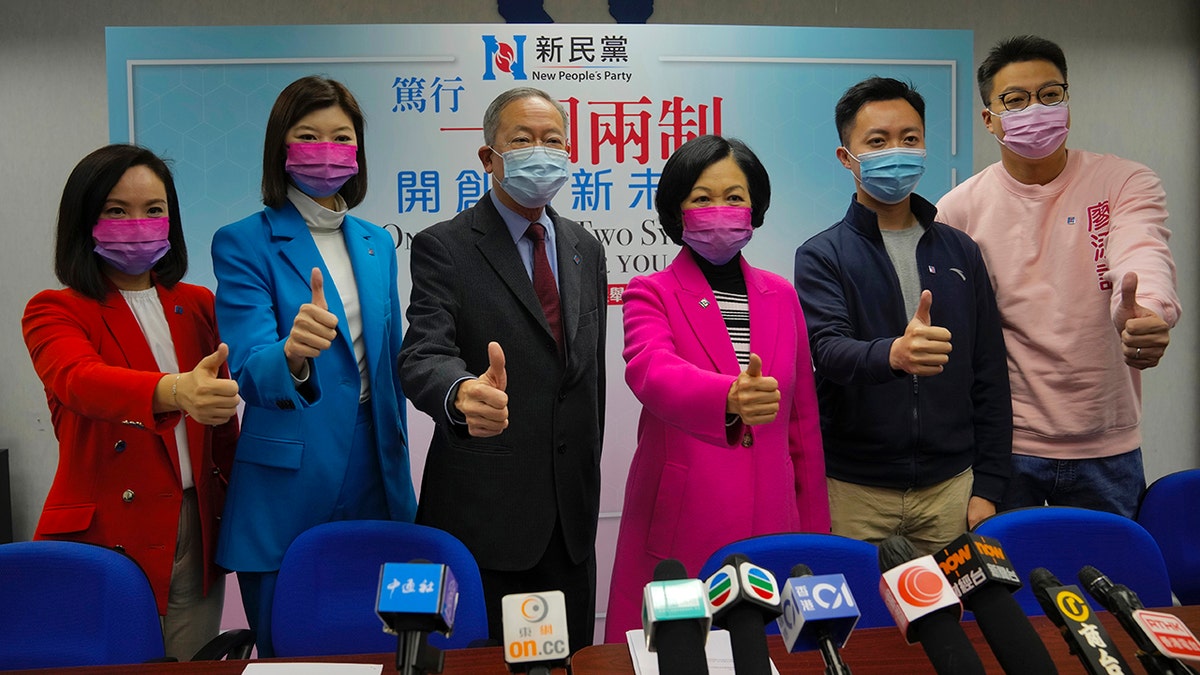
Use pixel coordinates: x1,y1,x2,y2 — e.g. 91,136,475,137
793,194,1011,501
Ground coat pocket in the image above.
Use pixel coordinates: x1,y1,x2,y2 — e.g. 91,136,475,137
234,433,303,470
38,503,96,534
645,462,688,559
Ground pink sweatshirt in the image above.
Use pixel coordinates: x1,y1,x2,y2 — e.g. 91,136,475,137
936,149,1180,460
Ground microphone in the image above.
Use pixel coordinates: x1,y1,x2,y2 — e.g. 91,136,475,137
777,563,857,675
501,590,569,674
877,535,985,675
932,532,1057,674
1029,567,1134,675
704,553,782,675
376,561,458,675
1079,565,1198,675
643,558,711,675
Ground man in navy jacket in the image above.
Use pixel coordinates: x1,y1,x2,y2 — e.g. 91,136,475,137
794,77,1011,554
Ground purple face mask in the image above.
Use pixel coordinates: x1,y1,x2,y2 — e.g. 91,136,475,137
285,142,359,198
681,205,753,265
997,104,1070,160
93,217,171,275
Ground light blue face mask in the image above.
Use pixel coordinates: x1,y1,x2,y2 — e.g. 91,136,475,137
846,147,927,204
492,145,570,208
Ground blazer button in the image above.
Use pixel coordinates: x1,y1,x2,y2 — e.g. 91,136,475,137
122,489,135,503
114,440,126,452
557,443,567,455
741,432,753,448
113,545,125,553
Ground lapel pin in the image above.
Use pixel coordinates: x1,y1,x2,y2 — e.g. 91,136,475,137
174,305,183,314
573,253,581,265
928,265,936,273
368,248,375,256
699,298,710,308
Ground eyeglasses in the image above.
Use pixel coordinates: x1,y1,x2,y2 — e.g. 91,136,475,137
497,137,567,151
991,83,1069,113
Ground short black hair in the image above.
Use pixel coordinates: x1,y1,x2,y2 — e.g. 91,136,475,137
834,77,926,147
54,144,188,301
262,75,368,209
977,35,1068,106
655,135,771,246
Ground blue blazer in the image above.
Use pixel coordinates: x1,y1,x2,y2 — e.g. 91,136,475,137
212,202,416,572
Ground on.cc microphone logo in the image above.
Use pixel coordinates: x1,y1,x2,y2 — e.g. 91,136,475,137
520,595,549,622
898,567,945,607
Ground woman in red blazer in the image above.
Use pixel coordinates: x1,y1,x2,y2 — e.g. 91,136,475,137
605,136,831,640
22,145,241,660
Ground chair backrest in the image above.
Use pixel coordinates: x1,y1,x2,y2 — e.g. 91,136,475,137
697,533,892,630
1137,468,1200,604
974,506,1173,615
0,540,165,668
272,520,488,657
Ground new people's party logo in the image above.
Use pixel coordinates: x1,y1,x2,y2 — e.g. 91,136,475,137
897,566,945,607
483,35,528,80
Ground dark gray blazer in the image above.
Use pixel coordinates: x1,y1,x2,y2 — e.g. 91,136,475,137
398,193,607,571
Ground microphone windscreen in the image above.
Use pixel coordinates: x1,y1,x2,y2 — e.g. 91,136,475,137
1077,565,1105,589
878,535,920,571
654,558,688,582
791,563,813,578
1028,567,1062,590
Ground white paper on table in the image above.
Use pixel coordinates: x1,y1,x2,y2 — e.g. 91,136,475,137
625,628,781,675
241,663,383,675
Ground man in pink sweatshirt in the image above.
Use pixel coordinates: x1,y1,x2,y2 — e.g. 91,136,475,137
936,35,1180,519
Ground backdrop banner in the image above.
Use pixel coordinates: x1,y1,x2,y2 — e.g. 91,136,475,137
107,22,972,633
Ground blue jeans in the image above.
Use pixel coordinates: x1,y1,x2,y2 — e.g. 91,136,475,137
1000,448,1145,518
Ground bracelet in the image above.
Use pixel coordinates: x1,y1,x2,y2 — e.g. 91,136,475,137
171,374,187,417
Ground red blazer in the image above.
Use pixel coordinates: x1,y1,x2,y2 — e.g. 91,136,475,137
22,280,237,613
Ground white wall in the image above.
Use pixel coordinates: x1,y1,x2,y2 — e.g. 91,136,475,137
2,0,1196,575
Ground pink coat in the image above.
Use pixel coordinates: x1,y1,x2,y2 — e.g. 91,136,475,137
603,250,830,642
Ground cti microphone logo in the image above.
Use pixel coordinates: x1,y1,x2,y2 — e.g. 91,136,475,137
897,567,945,607
482,35,528,80
520,594,549,622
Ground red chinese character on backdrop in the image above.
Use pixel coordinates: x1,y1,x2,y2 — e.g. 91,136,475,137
562,97,582,164
589,96,653,165
659,96,723,159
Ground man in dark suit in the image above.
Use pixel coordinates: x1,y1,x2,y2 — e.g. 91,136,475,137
398,87,607,651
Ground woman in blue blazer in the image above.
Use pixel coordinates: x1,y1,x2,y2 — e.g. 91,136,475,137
212,76,416,657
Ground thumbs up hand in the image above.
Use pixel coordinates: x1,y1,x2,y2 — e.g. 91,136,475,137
284,267,339,375
455,341,510,437
1114,272,1170,369
726,353,781,426
889,290,953,376
176,343,241,425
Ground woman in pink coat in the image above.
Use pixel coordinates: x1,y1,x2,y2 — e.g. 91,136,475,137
604,135,830,641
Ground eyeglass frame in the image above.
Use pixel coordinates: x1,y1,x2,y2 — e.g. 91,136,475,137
989,82,1070,113
493,136,568,152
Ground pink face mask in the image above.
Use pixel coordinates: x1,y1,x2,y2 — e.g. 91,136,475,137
996,104,1070,160
285,142,359,198
680,205,753,265
92,217,171,275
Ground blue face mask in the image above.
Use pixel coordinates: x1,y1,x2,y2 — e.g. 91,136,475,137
493,146,570,208
846,147,926,204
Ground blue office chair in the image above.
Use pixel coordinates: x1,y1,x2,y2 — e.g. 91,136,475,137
974,506,1173,615
271,520,489,656
0,539,167,668
0,540,254,669
1137,468,1200,604
697,533,892,630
